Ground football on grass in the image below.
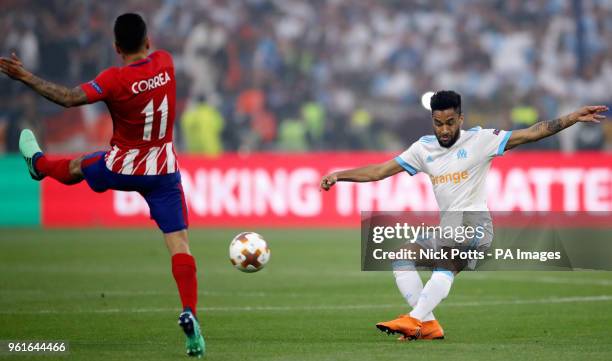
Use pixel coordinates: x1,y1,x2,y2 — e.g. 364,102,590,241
229,232,270,273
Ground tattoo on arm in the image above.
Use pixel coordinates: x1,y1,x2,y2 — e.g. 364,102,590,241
23,74,87,107
544,118,562,133
532,116,571,139
507,113,581,151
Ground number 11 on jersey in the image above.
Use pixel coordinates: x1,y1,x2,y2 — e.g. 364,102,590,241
141,95,168,141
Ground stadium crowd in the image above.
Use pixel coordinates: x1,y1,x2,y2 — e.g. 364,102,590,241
1,0,611,154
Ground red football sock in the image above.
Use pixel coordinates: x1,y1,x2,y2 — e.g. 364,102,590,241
172,253,198,316
35,155,81,185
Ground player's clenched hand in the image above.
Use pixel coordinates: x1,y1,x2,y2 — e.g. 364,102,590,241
0,53,31,81
569,105,608,124
320,173,338,191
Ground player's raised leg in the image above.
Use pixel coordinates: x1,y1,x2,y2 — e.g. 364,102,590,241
19,129,84,184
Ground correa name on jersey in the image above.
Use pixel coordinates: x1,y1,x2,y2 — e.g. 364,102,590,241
131,71,172,94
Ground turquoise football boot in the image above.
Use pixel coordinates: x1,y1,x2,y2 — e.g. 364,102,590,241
178,308,205,358
19,129,45,180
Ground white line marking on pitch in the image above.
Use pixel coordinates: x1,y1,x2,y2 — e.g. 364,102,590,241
1,295,611,315
462,273,612,286
2,266,612,285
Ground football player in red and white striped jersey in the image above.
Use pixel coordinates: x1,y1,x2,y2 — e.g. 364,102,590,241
79,47,178,176
0,13,205,357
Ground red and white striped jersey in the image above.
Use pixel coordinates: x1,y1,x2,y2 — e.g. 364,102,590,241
104,142,177,175
80,50,178,175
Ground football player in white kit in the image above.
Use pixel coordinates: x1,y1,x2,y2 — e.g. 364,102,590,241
320,91,607,340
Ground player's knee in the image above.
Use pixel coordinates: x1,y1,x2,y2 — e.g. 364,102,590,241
69,157,85,177
392,260,416,272
432,269,454,298
164,230,190,255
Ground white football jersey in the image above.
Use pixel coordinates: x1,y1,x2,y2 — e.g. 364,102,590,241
395,127,512,211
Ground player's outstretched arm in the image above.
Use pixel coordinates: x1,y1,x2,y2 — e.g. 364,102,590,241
320,159,404,191
505,105,608,151
0,53,87,108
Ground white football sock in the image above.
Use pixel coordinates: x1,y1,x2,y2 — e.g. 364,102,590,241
409,270,454,322
393,270,435,321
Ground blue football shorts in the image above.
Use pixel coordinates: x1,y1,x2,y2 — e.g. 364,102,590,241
80,151,188,233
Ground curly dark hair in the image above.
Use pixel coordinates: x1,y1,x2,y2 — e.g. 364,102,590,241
430,90,461,114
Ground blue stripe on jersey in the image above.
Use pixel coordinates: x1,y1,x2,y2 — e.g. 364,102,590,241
394,156,418,176
467,126,482,131
497,130,513,156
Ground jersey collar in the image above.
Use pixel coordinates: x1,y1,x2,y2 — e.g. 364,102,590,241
128,57,151,67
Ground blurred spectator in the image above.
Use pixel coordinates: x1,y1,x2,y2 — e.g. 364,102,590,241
183,20,226,103
509,102,557,150
4,17,39,71
301,101,325,148
278,118,307,152
348,108,374,149
575,123,605,150
181,96,224,156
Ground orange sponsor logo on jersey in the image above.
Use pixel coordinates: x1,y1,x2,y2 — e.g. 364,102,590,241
430,170,468,185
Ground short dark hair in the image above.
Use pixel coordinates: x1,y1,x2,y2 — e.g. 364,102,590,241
114,13,147,54
430,90,461,114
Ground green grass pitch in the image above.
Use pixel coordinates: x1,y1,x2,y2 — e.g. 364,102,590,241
1,228,611,360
